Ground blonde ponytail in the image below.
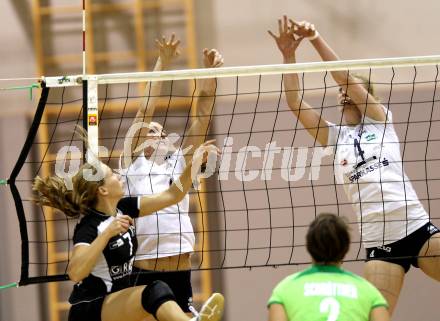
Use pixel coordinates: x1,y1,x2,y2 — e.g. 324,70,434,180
33,163,104,217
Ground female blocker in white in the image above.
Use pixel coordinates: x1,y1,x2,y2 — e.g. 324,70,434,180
269,16,440,315
119,34,224,313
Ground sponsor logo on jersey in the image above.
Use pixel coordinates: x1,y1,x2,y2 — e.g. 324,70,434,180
347,157,390,183
369,250,375,258
365,133,377,141
377,245,392,253
110,259,134,279
110,238,124,249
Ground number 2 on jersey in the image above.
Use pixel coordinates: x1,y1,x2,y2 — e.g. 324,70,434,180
320,297,340,321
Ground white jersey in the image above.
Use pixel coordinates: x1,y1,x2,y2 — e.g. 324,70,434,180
120,149,194,260
327,107,429,247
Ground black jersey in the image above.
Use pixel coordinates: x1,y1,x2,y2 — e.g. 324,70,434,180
69,197,140,304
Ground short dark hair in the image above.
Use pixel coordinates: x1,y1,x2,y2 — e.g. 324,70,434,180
306,213,350,264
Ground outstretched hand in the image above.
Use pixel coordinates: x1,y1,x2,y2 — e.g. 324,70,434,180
193,139,220,165
289,19,318,39
197,49,223,93
203,49,224,68
268,15,304,60
155,33,181,66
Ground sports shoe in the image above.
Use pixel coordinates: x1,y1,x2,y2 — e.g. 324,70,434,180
189,293,224,321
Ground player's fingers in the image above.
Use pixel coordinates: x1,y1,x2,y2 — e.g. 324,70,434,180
204,139,216,145
211,145,221,155
208,49,219,60
210,49,220,56
296,36,305,44
213,53,223,65
113,222,125,234
117,219,129,228
283,15,288,32
289,19,301,27
268,30,277,40
214,58,224,67
119,215,132,224
125,216,134,225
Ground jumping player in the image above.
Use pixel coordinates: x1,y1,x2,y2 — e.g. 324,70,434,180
119,34,223,313
33,141,223,321
268,16,440,315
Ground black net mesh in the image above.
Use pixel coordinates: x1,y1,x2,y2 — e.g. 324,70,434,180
10,65,440,285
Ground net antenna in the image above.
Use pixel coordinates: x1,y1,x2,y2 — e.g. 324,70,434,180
81,0,99,161
82,0,86,76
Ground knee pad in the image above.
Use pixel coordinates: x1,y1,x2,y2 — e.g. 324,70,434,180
141,280,176,318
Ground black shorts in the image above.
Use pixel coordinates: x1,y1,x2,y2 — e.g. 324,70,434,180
131,267,193,312
68,297,105,321
366,222,440,272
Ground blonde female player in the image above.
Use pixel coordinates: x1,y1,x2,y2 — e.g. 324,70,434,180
268,16,440,315
33,142,223,321
119,34,224,313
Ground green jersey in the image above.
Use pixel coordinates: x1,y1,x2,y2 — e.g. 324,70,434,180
268,265,388,321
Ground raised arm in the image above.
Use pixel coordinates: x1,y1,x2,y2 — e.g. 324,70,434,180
268,16,330,146
137,140,219,215
181,48,224,165
291,19,386,122
124,34,181,165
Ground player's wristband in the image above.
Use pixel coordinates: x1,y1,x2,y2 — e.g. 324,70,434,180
307,31,319,41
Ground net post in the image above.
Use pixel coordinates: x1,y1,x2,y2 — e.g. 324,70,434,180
82,79,88,159
83,76,99,161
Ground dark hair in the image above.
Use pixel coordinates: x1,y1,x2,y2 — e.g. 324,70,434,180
306,213,350,264
32,163,105,217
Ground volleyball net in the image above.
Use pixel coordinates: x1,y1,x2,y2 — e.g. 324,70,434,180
7,55,440,285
